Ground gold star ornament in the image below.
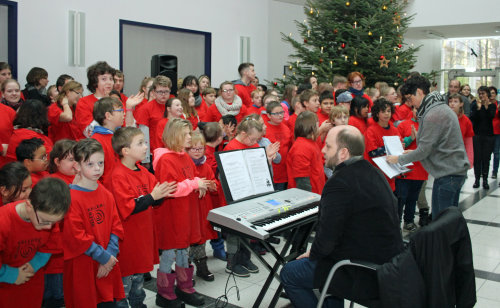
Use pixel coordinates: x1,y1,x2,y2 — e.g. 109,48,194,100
379,58,390,68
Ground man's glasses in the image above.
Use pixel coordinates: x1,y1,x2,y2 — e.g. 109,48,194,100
155,90,171,96
222,89,234,93
269,111,285,116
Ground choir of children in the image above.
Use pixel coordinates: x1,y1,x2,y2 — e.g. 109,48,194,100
1,59,482,308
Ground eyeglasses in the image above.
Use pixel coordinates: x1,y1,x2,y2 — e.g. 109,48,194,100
269,111,285,116
155,90,171,95
222,89,234,93
351,80,363,84
72,90,83,96
189,147,205,152
34,208,57,226
33,154,48,162
113,109,124,113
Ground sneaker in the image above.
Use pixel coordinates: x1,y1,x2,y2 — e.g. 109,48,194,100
241,259,259,273
403,222,417,232
225,263,250,277
492,173,497,179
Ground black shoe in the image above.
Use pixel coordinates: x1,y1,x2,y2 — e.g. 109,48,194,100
226,253,250,277
483,181,490,190
241,259,259,273
492,174,497,179
175,288,205,307
194,257,214,282
418,209,430,227
155,294,185,308
473,179,480,188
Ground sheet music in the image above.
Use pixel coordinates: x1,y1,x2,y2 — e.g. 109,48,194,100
243,148,275,195
383,136,413,167
218,151,255,201
373,156,411,179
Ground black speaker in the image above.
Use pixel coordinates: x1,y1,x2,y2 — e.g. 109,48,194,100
151,55,178,94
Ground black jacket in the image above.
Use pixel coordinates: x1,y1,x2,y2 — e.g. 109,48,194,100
310,157,403,292
409,207,476,308
470,101,496,136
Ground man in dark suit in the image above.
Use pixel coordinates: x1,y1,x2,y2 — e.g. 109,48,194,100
280,125,403,307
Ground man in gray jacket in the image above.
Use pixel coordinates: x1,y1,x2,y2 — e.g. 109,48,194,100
387,76,469,218
444,79,471,116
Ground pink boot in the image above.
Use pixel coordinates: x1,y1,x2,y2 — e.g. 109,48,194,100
175,265,205,306
156,270,184,308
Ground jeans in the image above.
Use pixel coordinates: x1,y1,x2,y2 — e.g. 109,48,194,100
493,134,500,175
116,273,146,308
431,174,466,219
280,258,343,308
159,249,189,273
44,273,64,300
395,179,424,223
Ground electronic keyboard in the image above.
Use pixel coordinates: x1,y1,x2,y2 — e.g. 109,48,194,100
207,188,321,240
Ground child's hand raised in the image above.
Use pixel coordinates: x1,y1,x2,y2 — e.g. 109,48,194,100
125,92,145,109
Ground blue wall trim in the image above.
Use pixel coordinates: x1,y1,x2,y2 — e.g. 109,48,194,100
1,0,18,79
119,19,212,79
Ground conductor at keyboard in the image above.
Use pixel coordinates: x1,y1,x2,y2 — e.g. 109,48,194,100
280,125,403,308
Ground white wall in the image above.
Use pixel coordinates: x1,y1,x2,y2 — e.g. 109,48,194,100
0,5,8,62
13,0,269,95
406,38,442,75
267,1,304,83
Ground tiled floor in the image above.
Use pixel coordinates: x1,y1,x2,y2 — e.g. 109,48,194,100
143,167,500,307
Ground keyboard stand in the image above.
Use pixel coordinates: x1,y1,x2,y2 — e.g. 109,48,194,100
236,216,318,308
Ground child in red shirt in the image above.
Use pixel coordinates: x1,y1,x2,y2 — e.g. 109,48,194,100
348,96,370,135
63,139,125,307
365,99,401,191
110,127,176,308
199,122,228,261
16,138,50,187
396,107,428,232
449,94,474,167
287,111,325,194
91,97,125,189
265,101,291,190
0,162,32,207
0,178,70,308
178,89,200,130
152,119,209,307
49,139,77,184
48,81,84,142
317,90,335,125
247,89,264,115
187,132,219,282
154,97,184,155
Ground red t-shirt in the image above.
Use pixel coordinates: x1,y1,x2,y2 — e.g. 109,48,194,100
397,119,428,181
348,116,368,135
458,115,475,141
247,105,264,115
153,151,201,250
365,123,401,190
234,83,257,107
194,163,218,241
63,184,125,306
223,138,259,151
50,171,75,185
265,122,291,183
182,113,199,131
195,100,208,122
491,101,499,134
47,103,82,142
0,201,61,307
135,100,167,152
393,103,413,122
91,132,118,190
286,137,325,194
287,113,298,136
31,171,50,187
317,110,329,125
74,94,99,137
205,103,248,123
0,103,15,145
110,163,158,277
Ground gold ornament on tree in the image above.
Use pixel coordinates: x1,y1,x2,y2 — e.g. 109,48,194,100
379,57,390,68
345,1,350,6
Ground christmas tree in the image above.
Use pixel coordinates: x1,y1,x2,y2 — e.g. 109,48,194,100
271,0,420,90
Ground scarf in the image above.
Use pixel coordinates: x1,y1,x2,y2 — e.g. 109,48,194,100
191,155,206,166
214,95,243,116
194,95,202,107
13,126,45,135
348,87,364,97
416,91,445,121
1,97,23,111
91,125,114,136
